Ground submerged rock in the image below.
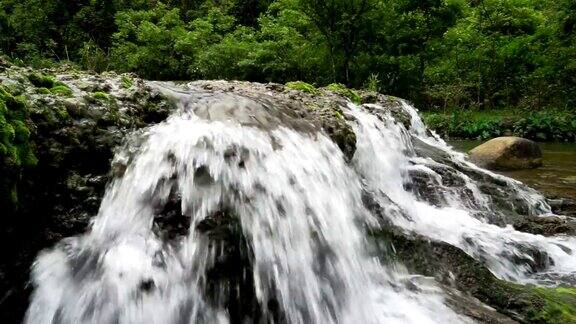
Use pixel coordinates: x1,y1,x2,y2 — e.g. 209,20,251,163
469,136,543,170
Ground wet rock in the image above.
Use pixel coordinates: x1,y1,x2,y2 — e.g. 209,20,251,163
513,215,576,236
547,196,576,218
196,209,267,323
372,227,575,323
469,137,543,170
0,62,177,322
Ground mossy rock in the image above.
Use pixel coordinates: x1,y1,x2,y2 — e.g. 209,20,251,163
28,73,57,88
0,85,36,211
285,81,319,95
50,85,73,97
326,83,361,104
36,87,51,95
372,227,576,323
92,91,110,101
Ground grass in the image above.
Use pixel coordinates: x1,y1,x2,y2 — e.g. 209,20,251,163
285,81,319,95
326,83,361,104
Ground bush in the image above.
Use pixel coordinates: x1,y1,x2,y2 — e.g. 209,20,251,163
423,109,576,142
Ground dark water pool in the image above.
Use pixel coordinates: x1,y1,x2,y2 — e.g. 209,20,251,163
449,140,576,199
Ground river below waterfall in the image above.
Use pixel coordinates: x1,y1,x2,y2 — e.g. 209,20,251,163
450,141,576,200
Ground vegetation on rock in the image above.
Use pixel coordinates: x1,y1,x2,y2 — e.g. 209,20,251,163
326,83,361,105
0,85,36,210
285,81,318,95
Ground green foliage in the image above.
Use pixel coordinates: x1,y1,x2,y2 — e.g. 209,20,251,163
326,83,361,104
120,75,133,89
285,81,318,94
423,109,576,141
1,0,576,123
79,41,109,72
364,73,380,93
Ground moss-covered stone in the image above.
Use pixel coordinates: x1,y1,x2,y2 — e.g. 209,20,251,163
92,91,110,101
285,81,319,95
28,73,73,97
27,73,58,88
326,83,361,104
36,87,51,95
0,85,36,211
50,85,73,97
372,227,576,323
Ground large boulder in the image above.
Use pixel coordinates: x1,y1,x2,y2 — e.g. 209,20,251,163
469,136,542,170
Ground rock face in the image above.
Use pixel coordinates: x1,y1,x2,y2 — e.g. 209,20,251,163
0,62,176,323
469,136,543,170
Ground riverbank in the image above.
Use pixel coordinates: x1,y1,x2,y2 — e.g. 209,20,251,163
423,109,576,142
449,141,576,201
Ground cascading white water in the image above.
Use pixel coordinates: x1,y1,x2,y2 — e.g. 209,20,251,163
25,92,471,324
349,102,576,285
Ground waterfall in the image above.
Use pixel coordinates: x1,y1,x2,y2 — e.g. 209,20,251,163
24,83,574,323
349,102,576,285
25,88,469,323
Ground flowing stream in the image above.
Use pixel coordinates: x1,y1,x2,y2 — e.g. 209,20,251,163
349,103,576,285
25,83,575,323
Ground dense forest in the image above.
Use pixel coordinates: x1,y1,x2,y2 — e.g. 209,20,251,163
1,0,576,113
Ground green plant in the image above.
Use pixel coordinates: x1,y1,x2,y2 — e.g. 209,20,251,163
326,83,361,104
365,73,380,93
121,75,133,89
423,109,576,142
285,81,319,95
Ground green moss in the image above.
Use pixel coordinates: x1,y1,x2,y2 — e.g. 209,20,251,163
28,73,57,88
92,91,110,101
50,85,73,97
326,83,361,104
285,81,319,95
0,86,37,211
36,87,51,94
527,287,576,323
28,73,73,97
121,75,134,89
